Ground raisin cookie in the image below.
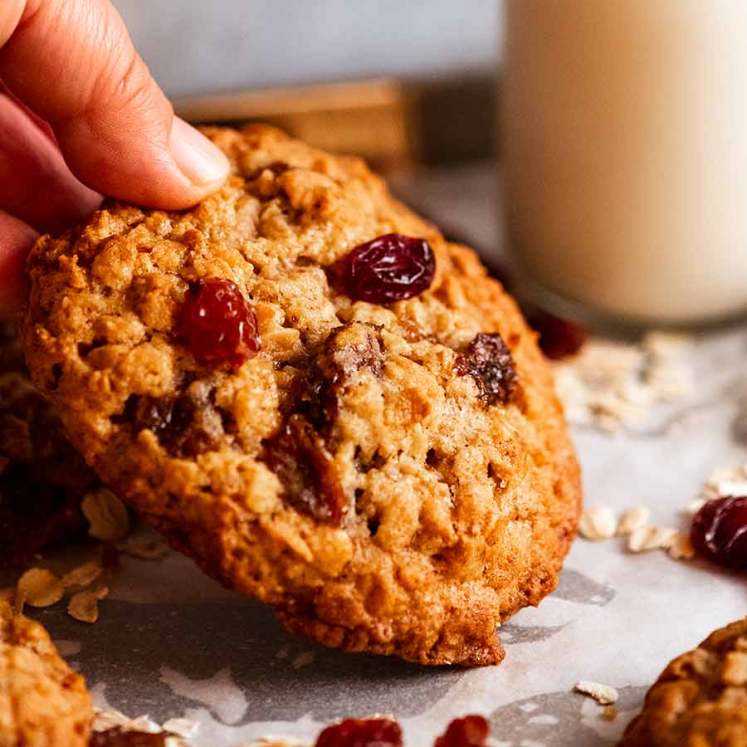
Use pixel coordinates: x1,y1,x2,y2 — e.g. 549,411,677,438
24,125,581,665
0,321,93,567
0,599,92,746
621,618,747,747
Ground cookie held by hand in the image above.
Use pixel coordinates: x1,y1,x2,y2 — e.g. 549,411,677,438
24,125,581,665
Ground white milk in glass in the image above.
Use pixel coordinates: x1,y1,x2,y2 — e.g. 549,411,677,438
502,0,747,324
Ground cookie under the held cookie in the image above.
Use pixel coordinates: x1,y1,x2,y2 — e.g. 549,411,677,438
620,617,747,747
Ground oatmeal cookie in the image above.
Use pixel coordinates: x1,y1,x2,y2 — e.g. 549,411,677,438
0,321,93,568
621,618,747,747
0,599,92,746
24,125,581,665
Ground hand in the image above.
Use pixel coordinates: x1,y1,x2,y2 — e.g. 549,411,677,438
0,0,230,313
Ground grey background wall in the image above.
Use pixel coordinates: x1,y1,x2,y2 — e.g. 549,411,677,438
113,0,501,98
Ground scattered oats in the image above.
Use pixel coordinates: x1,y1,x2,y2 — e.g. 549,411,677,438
575,681,619,705
92,708,134,732
67,585,108,624
92,708,160,734
601,705,618,721
554,334,693,431
617,506,651,536
668,532,695,560
703,464,747,501
17,568,64,608
162,718,199,738
121,536,170,561
61,560,103,589
82,488,130,541
578,505,617,541
291,650,316,670
627,525,678,553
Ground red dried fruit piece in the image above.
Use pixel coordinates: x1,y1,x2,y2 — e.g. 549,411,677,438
341,233,435,303
527,310,588,360
89,728,167,747
690,496,747,569
264,414,346,525
315,718,403,747
177,278,259,367
434,715,490,747
455,333,518,406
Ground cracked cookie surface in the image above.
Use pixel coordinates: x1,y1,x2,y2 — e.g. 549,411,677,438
0,600,92,746
621,618,747,747
24,125,581,665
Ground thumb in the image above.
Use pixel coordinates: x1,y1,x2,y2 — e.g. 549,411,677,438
0,0,229,210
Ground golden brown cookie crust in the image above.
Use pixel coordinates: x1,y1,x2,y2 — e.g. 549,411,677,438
0,600,92,746
621,618,747,747
24,125,581,665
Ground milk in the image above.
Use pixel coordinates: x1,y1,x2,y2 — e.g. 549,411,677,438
502,0,747,324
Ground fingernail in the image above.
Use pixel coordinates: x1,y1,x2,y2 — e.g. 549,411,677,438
170,118,229,187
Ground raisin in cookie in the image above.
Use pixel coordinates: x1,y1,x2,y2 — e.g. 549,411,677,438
24,125,581,665
621,618,747,747
0,599,92,746
0,321,93,567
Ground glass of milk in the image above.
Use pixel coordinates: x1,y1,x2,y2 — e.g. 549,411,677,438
502,0,747,326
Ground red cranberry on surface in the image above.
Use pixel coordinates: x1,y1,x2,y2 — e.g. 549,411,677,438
526,310,588,360
315,718,403,747
177,279,259,367
434,715,490,747
340,234,435,304
690,496,747,569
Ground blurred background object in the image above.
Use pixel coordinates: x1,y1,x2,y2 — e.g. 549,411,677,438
113,0,502,169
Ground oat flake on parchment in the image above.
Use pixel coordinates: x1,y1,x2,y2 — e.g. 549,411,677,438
574,680,619,705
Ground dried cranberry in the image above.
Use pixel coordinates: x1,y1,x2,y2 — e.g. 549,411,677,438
434,715,490,747
341,234,435,303
177,279,259,367
264,415,346,525
691,496,747,569
315,718,403,747
527,311,588,360
455,333,518,406
89,728,167,747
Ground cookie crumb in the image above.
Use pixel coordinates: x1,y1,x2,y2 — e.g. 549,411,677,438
17,567,64,608
667,532,695,560
601,705,618,721
82,488,130,542
291,650,315,670
575,680,619,705
617,506,650,536
579,505,617,541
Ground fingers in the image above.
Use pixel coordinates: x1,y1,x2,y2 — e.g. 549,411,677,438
0,211,36,314
0,0,229,210
0,91,101,233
